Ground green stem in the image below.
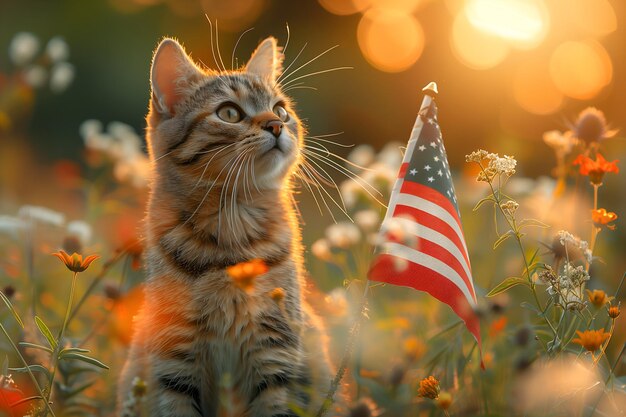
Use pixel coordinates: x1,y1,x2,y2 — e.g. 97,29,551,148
44,271,78,414
0,324,56,417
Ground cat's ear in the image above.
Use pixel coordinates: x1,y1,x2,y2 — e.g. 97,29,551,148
150,38,203,115
245,37,284,82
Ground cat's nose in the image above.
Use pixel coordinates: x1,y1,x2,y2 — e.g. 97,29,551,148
261,119,283,138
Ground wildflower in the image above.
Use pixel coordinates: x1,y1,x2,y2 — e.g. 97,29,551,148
9,32,39,66
354,209,380,232
311,238,332,261
470,151,517,181
269,287,285,303
403,336,426,362
52,250,99,273
326,222,361,248
608,304,620,319
465,149,489,163
572,107,617,144
50,62,75,93
23,65,47,88
347,144,375,167
592,208,617,230
500,200,519,216
348,397,381,417
226,259,268,292
324,288,348,316
572,329,610,352
45,36,69,62
436,391,453,410
417,376,440,399
66,220,92,247
543,130,577,158
18,205,65,227
572,153,619,185
376,141,403,169
489,316,508,337
556,231,592,264
586,289,613,307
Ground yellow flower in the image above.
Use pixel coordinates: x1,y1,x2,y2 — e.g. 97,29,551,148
403,336,425,362
591,208,618,231
572,329,610,352
586,289,613,307
608,304,621,319
436,391,453,410
226,259,268,292
418,376,440,399
52,250,99,273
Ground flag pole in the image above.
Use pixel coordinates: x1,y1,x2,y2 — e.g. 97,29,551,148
315,82,439,417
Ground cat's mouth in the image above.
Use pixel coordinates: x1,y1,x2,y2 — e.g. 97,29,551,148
260,136,285,156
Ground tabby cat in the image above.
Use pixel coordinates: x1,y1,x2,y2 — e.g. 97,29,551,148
117,37,340,417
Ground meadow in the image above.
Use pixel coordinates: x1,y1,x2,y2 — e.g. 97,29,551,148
1,1,626,416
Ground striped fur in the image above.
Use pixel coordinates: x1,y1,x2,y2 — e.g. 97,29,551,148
117,38,342,416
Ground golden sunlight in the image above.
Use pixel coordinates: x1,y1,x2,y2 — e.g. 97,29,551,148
464,0,549,49
357,8,424,72
318,0,372,15
549,40,612,100
450,12,509,70
512,59,563,115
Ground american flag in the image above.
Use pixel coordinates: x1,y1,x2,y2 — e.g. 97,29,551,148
368,82,481,348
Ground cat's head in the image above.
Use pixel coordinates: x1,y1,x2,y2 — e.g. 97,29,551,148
147,37,301,190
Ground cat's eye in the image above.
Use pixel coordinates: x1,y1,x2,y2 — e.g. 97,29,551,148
217,105,243,123
273,104,289,122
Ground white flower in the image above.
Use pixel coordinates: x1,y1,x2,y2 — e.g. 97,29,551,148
326,222,361,248
0,215,30,237
377,142,403,169
347,144,375,168
354,209,380,232
23,66,47,88
79,119,103,139
9,32,39,66
339,180,361,209
66,220,92,246
311,238,332,261
325,287,348,316
18,205,65,227
50,62,75,93
45,36,69,62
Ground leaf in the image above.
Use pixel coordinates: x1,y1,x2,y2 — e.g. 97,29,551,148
59,380,95,398
34,316,57,350
19,342,53,354
59,347,90,359
519,218,550,229
60,353,109,370
493,230,515,249
9,364,51,379
1,290,24,328
487,276,529,297
473,195,495,211
520,301,542,314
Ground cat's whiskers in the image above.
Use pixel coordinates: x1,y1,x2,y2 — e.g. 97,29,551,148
231,27,255,70
301,158,352,220
293,167,324,216
274,42,308,88
282,83,318,93
277,45,339,85
192,142,237,191
298,162,343,222
304,143,378,173
218,150,250,241
205,16,227,72
280,66,353,89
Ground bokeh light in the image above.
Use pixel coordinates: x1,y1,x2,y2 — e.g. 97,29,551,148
549,40,612,100
450,13,509,70
357,9,424,73
562,0,617,37
512,60,563,115
464,0,549,49
201,0,267,32
317,0,372,15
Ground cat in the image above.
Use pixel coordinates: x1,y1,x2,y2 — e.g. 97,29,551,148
117,36,342,417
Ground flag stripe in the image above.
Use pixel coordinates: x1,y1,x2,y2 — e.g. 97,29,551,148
369,253,480,339
394,192,469,259
400,181,464,233
380,242,476,305
391,216,474,295
393,204,471,272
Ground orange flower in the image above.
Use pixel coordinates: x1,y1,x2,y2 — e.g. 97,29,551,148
226,259,269,292
52,250,99,273
418,376,440,399
586,289,613,307
608,304,621,319
573,153,619,185
592,208,618,230
488,316,508,337
572,329,610,352
403,336,426,362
